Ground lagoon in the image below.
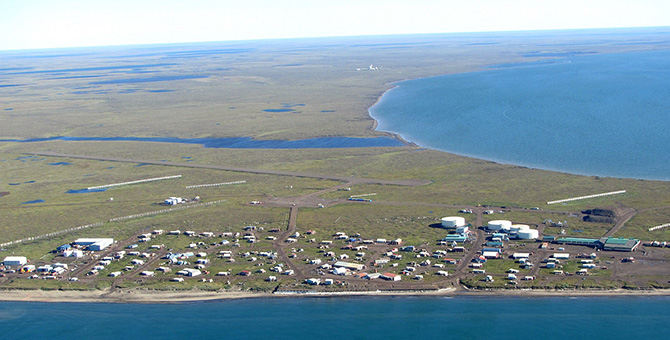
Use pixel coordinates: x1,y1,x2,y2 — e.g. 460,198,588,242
370,50,670,180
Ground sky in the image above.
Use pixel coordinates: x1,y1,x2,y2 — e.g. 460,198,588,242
1,0,669,50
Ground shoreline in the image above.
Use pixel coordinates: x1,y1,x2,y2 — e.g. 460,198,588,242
2,287,669,304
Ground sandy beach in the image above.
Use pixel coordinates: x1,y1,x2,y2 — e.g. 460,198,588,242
1,287,669,304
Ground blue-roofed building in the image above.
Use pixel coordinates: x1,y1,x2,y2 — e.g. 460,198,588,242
57,244,71,252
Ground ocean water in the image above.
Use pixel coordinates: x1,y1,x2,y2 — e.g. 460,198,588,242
370,50,670,180
1,296,668,339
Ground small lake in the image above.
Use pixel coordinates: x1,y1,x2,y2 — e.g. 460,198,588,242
0,136,405,149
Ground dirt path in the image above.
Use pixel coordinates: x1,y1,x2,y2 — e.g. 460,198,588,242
604,207,637,237
272,206,303,277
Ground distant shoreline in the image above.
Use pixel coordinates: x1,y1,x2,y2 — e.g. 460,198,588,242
1,287,669,304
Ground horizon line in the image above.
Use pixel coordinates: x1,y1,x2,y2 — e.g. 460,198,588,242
1,25,668,53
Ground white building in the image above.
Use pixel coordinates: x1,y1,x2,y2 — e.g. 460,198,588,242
333,261,365,271
74,238,114,251
63,249,84,258
332,267,348,275
512,253,530,259
164,197,183,205
3,256,27,266
178,268,202,277
456,226,469,234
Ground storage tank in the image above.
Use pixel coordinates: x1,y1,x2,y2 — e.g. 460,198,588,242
441,216,466,228
517,229,539,240
510,224,530,232
488,220,512,231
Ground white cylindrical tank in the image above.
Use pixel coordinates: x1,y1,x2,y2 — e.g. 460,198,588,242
511,224,530,232
441,216,466,228
517,229,539,240
488,220,512,231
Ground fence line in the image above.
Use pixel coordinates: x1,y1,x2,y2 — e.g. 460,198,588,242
108,200,226,222
0,200,226,248
87,175,182,190
349,193,377,198
649,222,670,232
547,190,626,205
186,180,246,189
0,222,103,248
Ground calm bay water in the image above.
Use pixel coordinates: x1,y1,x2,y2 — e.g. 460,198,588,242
370,50,670,180
1,296,668,339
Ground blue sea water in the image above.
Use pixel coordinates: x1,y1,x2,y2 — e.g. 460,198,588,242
1,296,669,339
370,50,670,180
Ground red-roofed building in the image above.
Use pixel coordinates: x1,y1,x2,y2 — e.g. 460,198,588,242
380,273,401,281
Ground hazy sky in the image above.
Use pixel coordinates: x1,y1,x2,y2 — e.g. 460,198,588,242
2,0,669,50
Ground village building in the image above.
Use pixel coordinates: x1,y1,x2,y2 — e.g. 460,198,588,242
3,256,27,267
333,261,365,271
56,244,71,252
601,237,640,252
74,238,114,251
512,253,530,260
380,273,401,281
